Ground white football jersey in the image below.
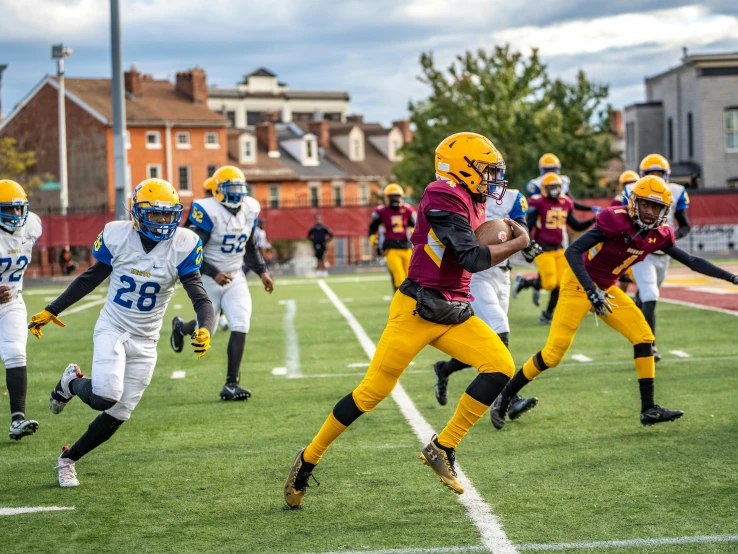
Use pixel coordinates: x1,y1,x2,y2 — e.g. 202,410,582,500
525,174,571,197
92,221,202,338
188,196,260,273
485,188,528,267
0,212,42,298
623,182,689,229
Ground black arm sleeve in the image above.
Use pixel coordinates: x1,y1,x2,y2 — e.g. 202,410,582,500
179,271,215,335
186,223,220,278
572,200,595,212
674,209,691,240
243,229,267,276
526,208,538,231
514,216,528,231
565,226,609,293
409,212,417,227
46,262,113,316
426,210,492,273
566,211,596,231
368,217,382,236
663,245,735,281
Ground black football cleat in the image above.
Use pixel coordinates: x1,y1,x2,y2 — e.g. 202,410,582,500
489,393,510,430
531,288,541,307
511,275,526,299
9,419,38,441
538,310,553,325
653,345,662,363
640,405,684,426
508,394,538,420
170,317,185,353
220,382,251,401
433,361,449,406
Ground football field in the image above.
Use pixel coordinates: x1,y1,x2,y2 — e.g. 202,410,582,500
1,273,737,554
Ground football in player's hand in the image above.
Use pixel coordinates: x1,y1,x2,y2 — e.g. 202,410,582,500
474,219,513,246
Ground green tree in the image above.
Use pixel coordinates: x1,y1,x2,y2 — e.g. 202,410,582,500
0,137,50,196
394,46,614,197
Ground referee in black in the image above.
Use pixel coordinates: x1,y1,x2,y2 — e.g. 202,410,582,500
308,214,334,277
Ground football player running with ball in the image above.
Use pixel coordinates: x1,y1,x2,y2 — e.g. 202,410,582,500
170,166,272,401
29,179,214,487
0,180,42,440
490,176,738,429
284,132,530,508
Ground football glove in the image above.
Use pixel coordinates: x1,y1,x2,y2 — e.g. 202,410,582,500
28,310,66,339
522,240,543,263
587,289,614,317
191,328,211,359
731,274,738,285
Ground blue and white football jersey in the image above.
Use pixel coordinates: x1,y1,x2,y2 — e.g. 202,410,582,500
525,174,571,197
486,188,528,267
622,182,689,229
92,221,202,338
0,212,42,298
188,196,260,274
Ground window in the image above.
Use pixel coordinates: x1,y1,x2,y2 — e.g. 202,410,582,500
205,132,220,149
687,112,694,158
351,139,361,159
359,183,369,206
269,185,280,208
178,165,191,193
176,132,191,149
207,164,218,177
725,108,738,151
225,111,236,127
146,164,162,179
247,111,263,126
309,182,321,208
667,117,674,160
626,122,635,164
333,183,343,207
241,137,255,162
146,131,161,149
306,139,314,159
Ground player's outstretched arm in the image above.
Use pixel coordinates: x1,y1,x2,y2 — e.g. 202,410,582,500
243,230,273,293
663,245,737,283
179,271,215,358
565,227,615,316
367,215,381,237
28,262,113,338
674,210,691,239
566,211,596,231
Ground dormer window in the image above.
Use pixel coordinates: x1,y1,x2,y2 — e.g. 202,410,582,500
351,139,361,159
240,135,256,164
306,139,314,159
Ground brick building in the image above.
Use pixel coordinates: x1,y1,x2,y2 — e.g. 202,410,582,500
0,66,228,211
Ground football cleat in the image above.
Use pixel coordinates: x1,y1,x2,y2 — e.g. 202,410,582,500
218,314,230,331
420,434,463,494
538,310,553,325
433,361,449,406
9,419,38,441
531,288,541,307
508,394,538,421
219,382,251,401
284,448,318,509
55,447,79,487
49,364,84,414
640,405,684,426
511,274,525,299
170,316,185,353
653,345,662,363
489,393,509,430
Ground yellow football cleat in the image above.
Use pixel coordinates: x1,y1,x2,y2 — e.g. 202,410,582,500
420,434,464,494
283,448,319,509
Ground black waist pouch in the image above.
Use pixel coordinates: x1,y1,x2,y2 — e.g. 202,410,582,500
399,279,474,325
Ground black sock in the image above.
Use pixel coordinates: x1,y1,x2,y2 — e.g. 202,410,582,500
62,412,124,461
442,358,471,376
227,331,247,384
70,378,117,411
547,287,560,313
641,301,656,335
639,378,655,412
300,453,316,472
181,319,197,336
500,369,532,400
433,435,455,454
6,366,27,421
521,276,540,289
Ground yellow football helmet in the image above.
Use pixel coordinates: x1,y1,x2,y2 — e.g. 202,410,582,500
627,175,673,230
539,172,563,199
618,170,639,188
131,178,183,241
213,165,248,208
435,132,507,202
539,153,561,175
203,176,217,196
0,179,29,231
639,154,670,181
384,183,404,208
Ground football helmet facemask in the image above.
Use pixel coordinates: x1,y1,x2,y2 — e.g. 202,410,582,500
639,153,671,182
540,172,563,199
384,183,404,209
627,175,673,230
213,166,248,208
0,180,29,232
131,178,183,242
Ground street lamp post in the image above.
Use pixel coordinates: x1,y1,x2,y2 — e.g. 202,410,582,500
0,65,8,120
52,44,72,216
110,0,129,220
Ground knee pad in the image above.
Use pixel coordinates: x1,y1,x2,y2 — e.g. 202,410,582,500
634,342,654,359
541,337,568,368
352,370,397,413
332,392,364,426
105,400,132,421
465,372,510,406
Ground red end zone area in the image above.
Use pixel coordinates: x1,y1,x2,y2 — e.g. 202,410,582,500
660,263,738,312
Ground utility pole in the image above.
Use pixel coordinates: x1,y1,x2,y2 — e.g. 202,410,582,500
110,0,129,220
52,45,72,216
0,65,7,121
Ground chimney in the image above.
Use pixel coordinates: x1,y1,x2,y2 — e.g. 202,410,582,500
124,65,142,96
256,122,280,158
609,109,623,139
176,67,208,104
309,120,330,149
346,114,364,124
259,111,280,123
393,120,412,143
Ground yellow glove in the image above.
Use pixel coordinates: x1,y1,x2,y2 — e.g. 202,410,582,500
369,234,378,246
28,310,66,339
191,328,210,359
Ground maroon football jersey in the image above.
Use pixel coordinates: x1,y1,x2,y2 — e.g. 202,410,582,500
407,180,486,300
584,206,675,289
374,204,416,243
528,194,574,247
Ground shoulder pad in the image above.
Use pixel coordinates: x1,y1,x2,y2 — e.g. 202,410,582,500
172,227,200,252
244,196,261,215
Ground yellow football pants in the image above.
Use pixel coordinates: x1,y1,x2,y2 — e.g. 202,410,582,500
535,249,568,291
538,268,655,369
384,248,412,289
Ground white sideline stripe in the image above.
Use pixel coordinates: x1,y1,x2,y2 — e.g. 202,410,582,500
347,361,415,368
170,371,186,379
61,298,107,315
272,367,287,376
317,280,516,554
283,300,302,378
277,275,388,286
660,297,738,316
669,350,691,358
0,506,75,516
571,354,592,363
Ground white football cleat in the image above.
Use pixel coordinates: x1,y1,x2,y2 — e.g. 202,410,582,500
218,314,229,331
50,363,84,415
9,419,39,441
55,447,80,487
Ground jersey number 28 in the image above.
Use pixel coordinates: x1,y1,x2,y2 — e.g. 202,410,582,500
114,276,161,312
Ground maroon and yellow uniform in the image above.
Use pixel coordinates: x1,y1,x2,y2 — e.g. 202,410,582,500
528,194,574,247
370,204,416,288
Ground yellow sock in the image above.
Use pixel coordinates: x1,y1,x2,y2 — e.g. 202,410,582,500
303,412,347,465
437,393,488,449
522,357,543,380
635,356,655,379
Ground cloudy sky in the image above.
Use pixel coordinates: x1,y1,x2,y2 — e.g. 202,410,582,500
1,0,738,124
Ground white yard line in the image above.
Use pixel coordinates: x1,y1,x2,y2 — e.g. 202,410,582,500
668,350,691,358
277,275,389,286
660,297,738,316
317,279,517,554
0,506,75,516
570,354,592,363
60,298,107,315
283,299,302,379
170,371,186,379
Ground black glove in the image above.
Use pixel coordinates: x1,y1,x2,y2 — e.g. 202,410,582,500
587,288,614,317
522,240,543,263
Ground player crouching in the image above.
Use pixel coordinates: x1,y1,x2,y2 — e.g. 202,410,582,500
29,179,213,487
